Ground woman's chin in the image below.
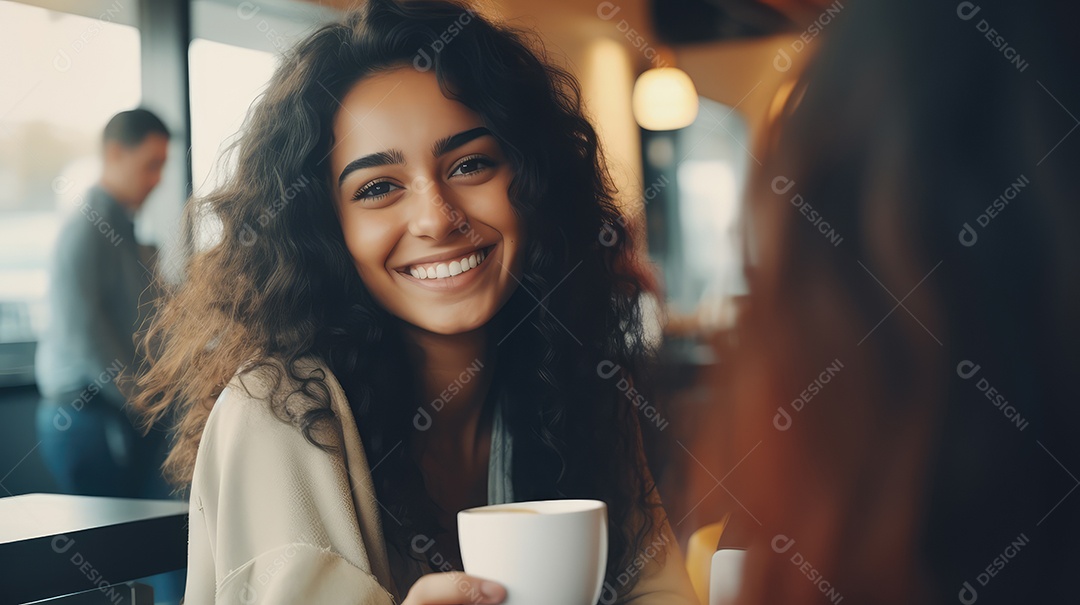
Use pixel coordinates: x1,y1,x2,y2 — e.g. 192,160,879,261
404,312,490,337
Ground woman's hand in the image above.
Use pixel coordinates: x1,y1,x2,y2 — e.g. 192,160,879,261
402,572,506,605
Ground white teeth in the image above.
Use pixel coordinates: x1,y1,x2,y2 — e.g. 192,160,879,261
407,247,490,280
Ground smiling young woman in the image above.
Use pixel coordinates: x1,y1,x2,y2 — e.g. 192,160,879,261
331,68,525,337
132,0,696,603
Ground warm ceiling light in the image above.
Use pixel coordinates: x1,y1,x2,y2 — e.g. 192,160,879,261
632,67,699,131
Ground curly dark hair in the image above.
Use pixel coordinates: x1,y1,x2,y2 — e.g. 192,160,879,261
134,0,665,599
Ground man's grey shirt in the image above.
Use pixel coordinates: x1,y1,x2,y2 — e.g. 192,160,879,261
35,185,152,408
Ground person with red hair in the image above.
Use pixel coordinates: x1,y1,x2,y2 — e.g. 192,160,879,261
698,0,1080,603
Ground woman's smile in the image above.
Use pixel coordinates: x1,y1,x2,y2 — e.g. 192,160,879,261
392,243,499,292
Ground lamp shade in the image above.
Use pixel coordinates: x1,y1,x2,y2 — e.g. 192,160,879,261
632,67,699,131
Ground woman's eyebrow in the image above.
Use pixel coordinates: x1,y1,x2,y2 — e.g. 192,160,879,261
337,126,492,188
338,150,405,187
431,126,492,158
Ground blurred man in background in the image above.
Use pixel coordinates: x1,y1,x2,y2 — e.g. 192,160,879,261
34,108,169,499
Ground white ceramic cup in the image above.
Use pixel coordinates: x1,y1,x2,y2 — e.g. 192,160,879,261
457,499,608,605
709,549,747,605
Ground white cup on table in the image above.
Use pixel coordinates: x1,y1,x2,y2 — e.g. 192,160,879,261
457,499,608,605
709,548,747,605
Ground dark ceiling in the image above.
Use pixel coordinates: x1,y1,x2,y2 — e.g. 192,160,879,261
651,0,810,43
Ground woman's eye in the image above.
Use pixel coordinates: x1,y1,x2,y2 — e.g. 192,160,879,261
353,180,399,201
450,156,494,178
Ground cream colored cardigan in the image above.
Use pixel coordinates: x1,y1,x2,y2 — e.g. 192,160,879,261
184,357,698,604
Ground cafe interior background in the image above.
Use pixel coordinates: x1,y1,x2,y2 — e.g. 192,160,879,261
0,0,841,600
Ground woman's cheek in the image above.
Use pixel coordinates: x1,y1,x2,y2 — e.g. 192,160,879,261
343,213,382,274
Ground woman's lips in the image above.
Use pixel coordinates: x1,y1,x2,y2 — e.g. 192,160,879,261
403,245,491,280
395,243,497,291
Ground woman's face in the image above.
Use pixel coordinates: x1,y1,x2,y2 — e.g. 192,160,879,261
330,66,524,335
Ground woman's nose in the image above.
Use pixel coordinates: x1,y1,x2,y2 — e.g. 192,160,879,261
407,176,466,241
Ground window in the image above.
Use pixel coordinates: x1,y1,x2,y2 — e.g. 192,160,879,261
187,0,336,248
189,38,278,196
643,96,751,326
0,0,140,347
